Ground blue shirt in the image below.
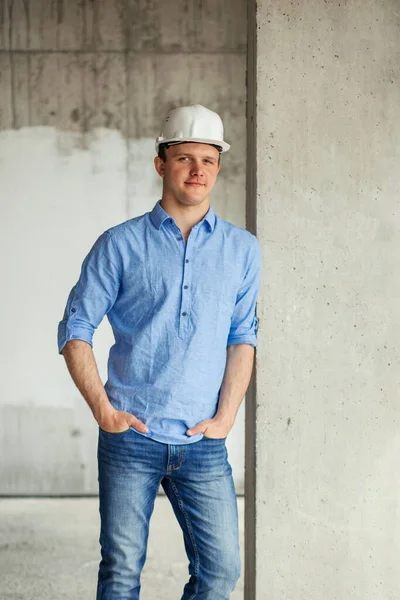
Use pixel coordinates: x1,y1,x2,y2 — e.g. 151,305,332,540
58,200,260,445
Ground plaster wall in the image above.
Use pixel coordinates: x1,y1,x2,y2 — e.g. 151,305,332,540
247,1,400,598
0,0,247,494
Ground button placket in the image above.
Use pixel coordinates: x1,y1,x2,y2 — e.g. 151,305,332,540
179,243,193,339
167,219,186,246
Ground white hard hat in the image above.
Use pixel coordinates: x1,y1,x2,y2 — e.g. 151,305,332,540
156,104,230,153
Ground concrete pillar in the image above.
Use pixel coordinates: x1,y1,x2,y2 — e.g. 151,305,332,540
246,1,400,598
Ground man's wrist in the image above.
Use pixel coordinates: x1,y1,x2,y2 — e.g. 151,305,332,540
92,398,115,424
214,410,235,429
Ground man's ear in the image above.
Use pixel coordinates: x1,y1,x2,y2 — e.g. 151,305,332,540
154,156,165,177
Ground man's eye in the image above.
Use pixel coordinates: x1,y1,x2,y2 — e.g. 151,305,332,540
179,157,190,161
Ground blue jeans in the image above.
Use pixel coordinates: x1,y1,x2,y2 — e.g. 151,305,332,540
96,427,240,600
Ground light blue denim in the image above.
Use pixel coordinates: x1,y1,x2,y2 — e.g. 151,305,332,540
96,427,240,600
58,200,260,445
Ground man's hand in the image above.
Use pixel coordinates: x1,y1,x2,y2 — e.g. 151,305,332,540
187,344,255,440
98,408,149,434
186,414,234,439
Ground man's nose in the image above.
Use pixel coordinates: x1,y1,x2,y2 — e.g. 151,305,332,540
190,161,204,176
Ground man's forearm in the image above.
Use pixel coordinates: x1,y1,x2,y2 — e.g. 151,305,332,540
216,343,255,425
61,339,114,423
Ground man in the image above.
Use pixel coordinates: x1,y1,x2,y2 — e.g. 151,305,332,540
58,104,260,600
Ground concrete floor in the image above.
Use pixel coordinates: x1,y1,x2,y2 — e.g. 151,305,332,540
0,497,244,600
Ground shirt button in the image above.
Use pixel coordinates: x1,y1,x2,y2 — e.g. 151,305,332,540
184,285,188,289
177,236,183,241
71,308,76,313
169,219,173,224
185,259,189,263
182,312,187,316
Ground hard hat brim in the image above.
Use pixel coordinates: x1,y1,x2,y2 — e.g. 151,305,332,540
156,137,230,153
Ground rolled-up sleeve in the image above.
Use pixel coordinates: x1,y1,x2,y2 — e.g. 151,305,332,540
227,235,261,348
57,231,121,354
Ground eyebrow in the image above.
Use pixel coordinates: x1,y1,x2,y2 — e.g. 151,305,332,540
175,153,217,161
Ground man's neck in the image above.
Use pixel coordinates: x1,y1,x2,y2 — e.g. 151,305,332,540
160,197,210,239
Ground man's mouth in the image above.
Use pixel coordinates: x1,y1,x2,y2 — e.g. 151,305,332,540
185,181,204,187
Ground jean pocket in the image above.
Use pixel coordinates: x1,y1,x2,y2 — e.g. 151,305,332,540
99,427,131,436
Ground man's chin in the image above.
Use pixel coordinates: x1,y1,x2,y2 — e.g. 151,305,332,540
179,190,209,206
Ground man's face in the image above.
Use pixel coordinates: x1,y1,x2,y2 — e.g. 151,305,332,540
154,142,221,207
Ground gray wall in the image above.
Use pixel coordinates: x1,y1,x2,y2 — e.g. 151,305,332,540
0,0,247,495
247,0,400,598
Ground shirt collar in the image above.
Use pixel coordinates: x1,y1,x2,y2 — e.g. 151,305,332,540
150,200,216,232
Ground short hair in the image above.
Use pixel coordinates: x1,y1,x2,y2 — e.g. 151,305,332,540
157,144,169,162
158,143,222,163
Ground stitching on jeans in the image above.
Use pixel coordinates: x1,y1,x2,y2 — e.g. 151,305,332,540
169,479,199,600
168,447,184,471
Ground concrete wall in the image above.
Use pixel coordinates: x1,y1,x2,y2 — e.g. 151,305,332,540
247,0,400,598
0,0,247,494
